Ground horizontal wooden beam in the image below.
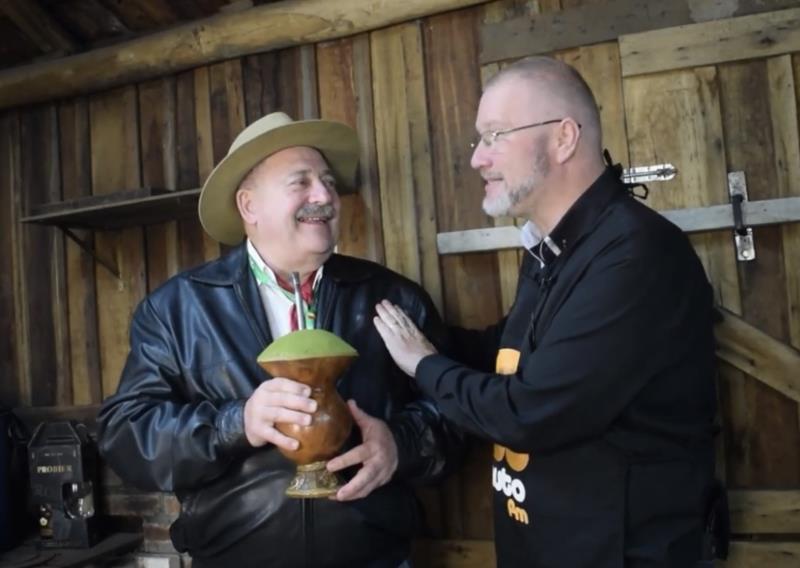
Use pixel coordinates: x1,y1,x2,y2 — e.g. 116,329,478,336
0,0,490,110
619,7,800,77
715,308,800,404
726,541,800,567
437,225,520,254
436,197,800,254
480,0,799,65
729,490,800,534
663,196,800,233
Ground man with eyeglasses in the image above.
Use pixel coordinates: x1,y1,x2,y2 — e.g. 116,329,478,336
374,56,721,567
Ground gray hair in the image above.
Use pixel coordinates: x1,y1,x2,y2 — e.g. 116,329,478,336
486,56,602,150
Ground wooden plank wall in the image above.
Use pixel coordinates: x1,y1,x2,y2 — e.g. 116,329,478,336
1,1,800,566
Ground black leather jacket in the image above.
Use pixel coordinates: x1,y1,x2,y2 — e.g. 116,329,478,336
97,244,461,566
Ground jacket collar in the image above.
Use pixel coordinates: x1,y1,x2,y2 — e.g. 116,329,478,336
534,166,626,266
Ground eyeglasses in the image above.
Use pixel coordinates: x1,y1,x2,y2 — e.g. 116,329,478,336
470,118,579,150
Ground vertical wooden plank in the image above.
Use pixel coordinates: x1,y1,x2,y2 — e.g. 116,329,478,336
194,67,215,184
194,66,221,260
770,55,800,351
424,8,495,542
298,45,319,119
316,35,384,262
242,53,270,125
718,61,789,337
0,112,23,407
139,77,179,291
352,35,384,263
19,105,65,406
716,59,800,489
89,86,147,398
208,59,246,167
59,97,102,405
719,61,790,334
241,50,297,121
371,21,443,311
209,59,247,254
426,9,503,330
174,69,206,271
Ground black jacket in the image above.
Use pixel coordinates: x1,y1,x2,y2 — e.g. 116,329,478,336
97,245,461,567
418,168,717,567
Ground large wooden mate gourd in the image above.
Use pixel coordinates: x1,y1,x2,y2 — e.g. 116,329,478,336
257,328,357,498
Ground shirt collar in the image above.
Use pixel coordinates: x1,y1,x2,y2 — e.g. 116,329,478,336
520,221,563,268
246,239,324,291
522,166,626,267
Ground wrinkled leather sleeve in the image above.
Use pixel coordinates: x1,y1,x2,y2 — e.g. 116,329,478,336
387,292,466,484
97,297,251,492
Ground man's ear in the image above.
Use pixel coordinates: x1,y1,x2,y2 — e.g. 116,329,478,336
553,118,581,164
236,188,258,225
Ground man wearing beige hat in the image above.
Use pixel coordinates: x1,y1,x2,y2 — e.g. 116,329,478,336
97,112,461,567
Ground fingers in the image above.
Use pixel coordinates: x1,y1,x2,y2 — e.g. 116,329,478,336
247,422,303,452
375,301,425,342
375,301,405,331
327,402,372,471
347,399,373,429
327,402,399,501
326,443,368,473
261,377,310,396
255,378,318,415
373,314,392,341
334,464,383,501
244,377,317,447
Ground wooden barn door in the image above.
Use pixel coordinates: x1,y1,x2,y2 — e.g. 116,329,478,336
619,9,800,566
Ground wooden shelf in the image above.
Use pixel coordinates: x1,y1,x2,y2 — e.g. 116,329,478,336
20,187,201,230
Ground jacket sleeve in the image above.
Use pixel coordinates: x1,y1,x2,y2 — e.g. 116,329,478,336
97,297,251,492
387,291,467,484
414,241,709,454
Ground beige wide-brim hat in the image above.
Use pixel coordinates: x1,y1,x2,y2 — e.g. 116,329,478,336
198,111,359,245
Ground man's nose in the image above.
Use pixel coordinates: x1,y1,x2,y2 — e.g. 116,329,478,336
470,142,490,170
308,177,334,203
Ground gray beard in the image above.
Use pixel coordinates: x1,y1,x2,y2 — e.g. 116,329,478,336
482,151,550,218
482,178,534,217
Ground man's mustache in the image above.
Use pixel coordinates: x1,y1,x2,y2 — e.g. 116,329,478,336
296,204,335,220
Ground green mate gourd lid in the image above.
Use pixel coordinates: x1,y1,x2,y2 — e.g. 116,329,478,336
257,329,358,362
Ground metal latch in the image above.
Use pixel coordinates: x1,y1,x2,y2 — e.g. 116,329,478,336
728,171,755,262
622,163,677,184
